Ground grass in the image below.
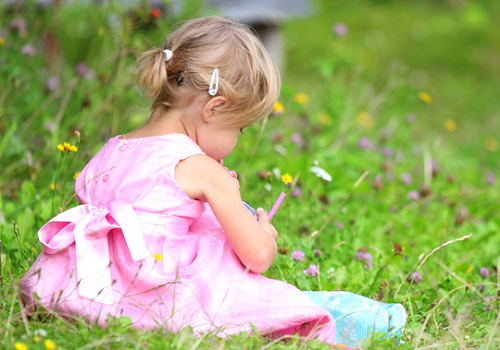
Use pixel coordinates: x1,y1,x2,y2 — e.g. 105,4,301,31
1,0,499,349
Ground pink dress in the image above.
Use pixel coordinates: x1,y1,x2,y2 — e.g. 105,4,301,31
20,134,336,343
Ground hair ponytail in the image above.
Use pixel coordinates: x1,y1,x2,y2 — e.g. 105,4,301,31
136,48,170,98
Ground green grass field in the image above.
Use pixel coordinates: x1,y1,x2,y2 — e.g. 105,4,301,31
1,0,499,348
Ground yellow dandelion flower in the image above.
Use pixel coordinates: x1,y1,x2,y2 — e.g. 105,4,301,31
444,119,457,132
281,173,293,185
273,101,284,115
0,37,5,46
74,172,81,180
14,342,28,350
356,111,373,128
294,93,309,105
319,113,331,126
50,183,55,191
484,137,499,152
418,92,432,104
34,336,42,343
57,142,78,153
152,253,163,262
44,339,56,350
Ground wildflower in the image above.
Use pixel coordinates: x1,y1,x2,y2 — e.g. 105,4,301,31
291,250,305,261
410,271,422,283
371,174,382,190
14,342,28,350
303,264,319,277
273,101,284,115
50,183,55,191
150,8,162,19
292,187,302,198
484,137,499,152
291,131,305,148
76,62,88,76
57,142,78,153
310,161,332,182
477,284,486,292
10,18,26,33
314,249,321,258
466,265,473,274
45,339,56,350
406,113,416,123
319,113,331,125
21,43,37,57
418,92,432,104
333,23,348,37
400,173,413,186
479,267,489,278
335,222,343,229
357,137,371,149
0,36,5,46
281,173,293,185
46,76,61,91
356,111,373,128
486,172,495,185
444,119,457,132
152,253,163,262
382,147,393,158
355,251,373,269
407,190,420,201
294,93,309,105
74,172,80,180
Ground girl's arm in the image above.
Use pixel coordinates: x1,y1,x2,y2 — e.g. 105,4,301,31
175,154,278,273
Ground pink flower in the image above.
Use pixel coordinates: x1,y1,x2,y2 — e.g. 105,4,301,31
46,76,61,91
292,187,302,198
357,137,371,149
411,271,422,283
486,173,495,185
10,18,26,33
480,267,490,278
291,250,305,261
407,190,420,201
303,264,318,277
400,173,413,186
21,44,37,57
333,23,348,37
355,251,373,269
291,131,305,148
314,249,321,258
76,62,88,76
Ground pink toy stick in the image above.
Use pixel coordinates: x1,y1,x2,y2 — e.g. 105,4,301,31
268,192,286,221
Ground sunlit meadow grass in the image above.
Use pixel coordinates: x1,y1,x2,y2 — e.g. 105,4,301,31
1,0,499,349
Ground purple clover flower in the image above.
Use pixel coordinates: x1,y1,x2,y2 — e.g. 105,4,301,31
407,190,420,201
411,271,422,283
46,76,61,91
406,113,416,123
303,264,319,277
400,173,413,186
382,147,393,158
333,23,348,37
486,173,495,185
10,18,26,33
76,62,88,76
292,187,302,198
477,284,486,292
314,249,321,258
355,251,373,269
335,222,343,230
291,131,305,148
357,137,371,149
291,250,305,261
480,267,490,278
21,44,37,57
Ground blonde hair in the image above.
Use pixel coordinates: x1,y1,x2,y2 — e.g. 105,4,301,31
136,16,281,128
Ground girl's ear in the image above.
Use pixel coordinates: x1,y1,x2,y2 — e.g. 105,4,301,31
202,96,228,123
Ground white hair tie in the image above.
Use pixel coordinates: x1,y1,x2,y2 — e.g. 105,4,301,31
163,49,173,62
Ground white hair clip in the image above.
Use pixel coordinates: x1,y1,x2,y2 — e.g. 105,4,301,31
163,49,173,62
208,68,219,96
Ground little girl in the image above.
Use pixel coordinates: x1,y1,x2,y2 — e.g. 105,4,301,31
20,16,405,347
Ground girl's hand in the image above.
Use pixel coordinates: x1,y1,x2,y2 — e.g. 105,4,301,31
256,208,278,242
219,159,239,188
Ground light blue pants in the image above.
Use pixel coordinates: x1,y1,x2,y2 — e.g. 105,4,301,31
304,291,406,347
